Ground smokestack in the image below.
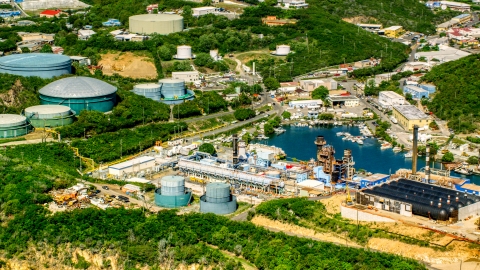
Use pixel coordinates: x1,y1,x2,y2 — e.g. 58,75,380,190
314,136,326,162
425,144,430,183
233,134,238,164
412,125,419,175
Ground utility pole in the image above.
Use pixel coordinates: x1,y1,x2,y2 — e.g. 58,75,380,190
120,139,123,159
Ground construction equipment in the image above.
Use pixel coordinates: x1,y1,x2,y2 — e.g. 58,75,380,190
345,184,353,205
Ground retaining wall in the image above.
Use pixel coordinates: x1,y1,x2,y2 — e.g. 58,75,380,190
341,206,396,222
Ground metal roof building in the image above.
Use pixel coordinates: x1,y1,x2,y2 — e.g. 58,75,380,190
24,105,75,128
0,114,32,138
39,77,117,115
129,14,183,35
0,53,71,78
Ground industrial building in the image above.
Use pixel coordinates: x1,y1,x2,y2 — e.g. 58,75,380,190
39,76,117,115
192,6,217,16
172,71,200,83
359,173,390,188
132,83,162,102
392,105,431,131
200,182,237,215
154,175,192,208
327,95,360,107
414,45,470,63
300,78,337,91
271,44,291,56
0,53,71,78
129,14,183,35
24,105,75,128
383,26,403,38
158,79,195,104
403,85,429,99
356,24,383,31
288,99,323,108
174,45,195,59
0,114,31,138
378,91,405,109
108,156,156,177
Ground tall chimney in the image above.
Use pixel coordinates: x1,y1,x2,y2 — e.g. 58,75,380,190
233,134,238,164
314,136,326,162
425,144,430,183
412,125,419,175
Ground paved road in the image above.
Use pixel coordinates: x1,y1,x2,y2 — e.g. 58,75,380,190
12,0,29,17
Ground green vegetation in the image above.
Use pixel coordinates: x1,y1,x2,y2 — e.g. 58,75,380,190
234,108,256,121
467,156,479,165
281,111,291,119
311,86,329,101
263,77,280,91
467,136,480,144
421,55,480,133
375,120,397,146
173,91,228,119
441,152,455,162
71,122,187,162
199,143,216,155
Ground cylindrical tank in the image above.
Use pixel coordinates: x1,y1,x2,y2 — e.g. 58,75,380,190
275,45,291,56
175,45,192,59
24,105,75,128
0,114,31,138
210,49,219,59
0,53,71,78
132,83,161,101
159,79,185,99
205,182,231,203
265,170,281,179
161,175,185,196
129,14,183,35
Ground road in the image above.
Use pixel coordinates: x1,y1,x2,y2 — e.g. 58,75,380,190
11,0,29,17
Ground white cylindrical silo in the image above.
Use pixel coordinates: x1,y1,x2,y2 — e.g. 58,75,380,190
276,45,291,56
133,83,161,101
175,45,192,59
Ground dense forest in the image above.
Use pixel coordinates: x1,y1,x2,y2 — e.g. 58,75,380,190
421,54,480,133
0,144,426,269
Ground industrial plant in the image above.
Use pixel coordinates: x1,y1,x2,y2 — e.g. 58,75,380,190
24,105,75,128
155,175,192,208
132,79,195,104
39,76,117,114
0,114,32,138
0,53,72,78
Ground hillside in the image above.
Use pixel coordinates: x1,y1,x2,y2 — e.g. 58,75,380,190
421,54,480,133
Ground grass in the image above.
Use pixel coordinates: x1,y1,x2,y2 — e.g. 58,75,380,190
256,105,272,112
225,202,252,218
0,137,26,145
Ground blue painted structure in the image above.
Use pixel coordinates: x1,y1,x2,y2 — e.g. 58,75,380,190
313,166,332,185
39,77,117,115
0,53,71,79
418,84,436,94
102,19,121,26
0,10,21,17
296,172,308,183
200,183,237,215
403,85,429,99
360,173,389,188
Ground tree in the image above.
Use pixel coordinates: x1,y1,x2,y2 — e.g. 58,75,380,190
194,53,213,67
234,108,255,121
441,152,454,162
199,143,216,155
40,44,53,53
252,84,263,94
263,77,280,91
202,0,213,6
467,156,478,165
182,6,193,27
264,123,274,134
158,45,173,61
311,86,329,101
282,111,291,119
21,47,30,53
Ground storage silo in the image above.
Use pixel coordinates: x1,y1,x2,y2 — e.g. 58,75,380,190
39,76,117,115
155,175,192,208
129,14,183,35
0,114,31,138
0,53,71,78
132,83,161,101
174,45,195,59
200,182,237,214
24,105,75,128
272,45,291,56
158,79,195,104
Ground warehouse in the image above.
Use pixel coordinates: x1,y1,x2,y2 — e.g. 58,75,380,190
24,105,75,128
0,114,31,138
129,14,183,35
327,96,360,107
0,53,71,78
172,71,200,83
39,76,117,115
359,173,389,188
403,85,429,99
288,99,323,108
392,105,431,131
192,6,217,17
383,26,403,38
378,91,405,110
108,156,156,177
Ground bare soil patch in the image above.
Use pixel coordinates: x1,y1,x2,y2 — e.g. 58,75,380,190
99,52,157,79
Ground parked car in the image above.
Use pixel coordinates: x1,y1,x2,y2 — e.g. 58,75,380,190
102,186,109,190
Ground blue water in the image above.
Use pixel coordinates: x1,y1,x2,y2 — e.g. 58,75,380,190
256,125,480,185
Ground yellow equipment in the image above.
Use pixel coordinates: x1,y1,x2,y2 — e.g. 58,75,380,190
345,184,353,205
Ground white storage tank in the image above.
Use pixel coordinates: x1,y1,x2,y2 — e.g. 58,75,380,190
174,45,194,59
132,83,161,101
159,79,186,99
275,45,291,56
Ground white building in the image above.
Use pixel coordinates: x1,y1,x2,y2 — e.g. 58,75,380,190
192,6,217,17
327,96,360,107
278,0,309,9
108,156,156,177
403,62,433,72
300,78,337,91
278,82,299,94
415,45,470,63
288,99,323,108
379,91,405,109
172,71,200,83
77,29,96,40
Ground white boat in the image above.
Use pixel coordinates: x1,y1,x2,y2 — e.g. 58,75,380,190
357,139,364,145
342,137,348,140
336,132,344,136
274,127,286,134
392,146,402,152
380,142,392,149
404,151,413,158
257,135,269,140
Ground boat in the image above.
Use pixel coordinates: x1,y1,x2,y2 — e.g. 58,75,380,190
454,167,473,176
357,139,364,145
274,127,286,134
257,134,269,140
392,146,402,153
404,151,413,158
380,142,392,149
336,132,344,136
342,137,348,140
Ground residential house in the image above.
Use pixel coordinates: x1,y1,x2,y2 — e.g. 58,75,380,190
77,29,96,40
383,26,404,38
39,10,62,18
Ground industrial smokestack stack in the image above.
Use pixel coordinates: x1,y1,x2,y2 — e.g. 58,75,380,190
425,144,430,183
233,134,238,164
412,125,419,175
314,136,326,162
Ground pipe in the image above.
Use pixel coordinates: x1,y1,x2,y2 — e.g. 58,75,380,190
425,144,430,183
412,125,419,175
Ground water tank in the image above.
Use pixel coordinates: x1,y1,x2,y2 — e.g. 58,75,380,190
161,175,185,196
275,45,290,56
210,49,219,60
24,105,75,128
0,114,31,138
133,83,161,101
265,170,281,178
205,182,231,203
129,14,184,35
159,79,185,99
0,53,71,78
175,45,193,59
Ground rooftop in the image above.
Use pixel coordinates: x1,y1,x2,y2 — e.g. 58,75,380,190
0,114,26,127
129,14,183,21
0,53,71,68
39,77,117,99
109,156,155,170
192,6,216,11
40,10,61,16
362,173,389,182
380,91,405,99
24,105,71,115
393,105,430,120
384,26,402,31
455,14,471,19
328,95,360,101
404,85,429,93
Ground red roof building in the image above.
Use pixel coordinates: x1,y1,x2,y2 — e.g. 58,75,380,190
40,10,62,18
